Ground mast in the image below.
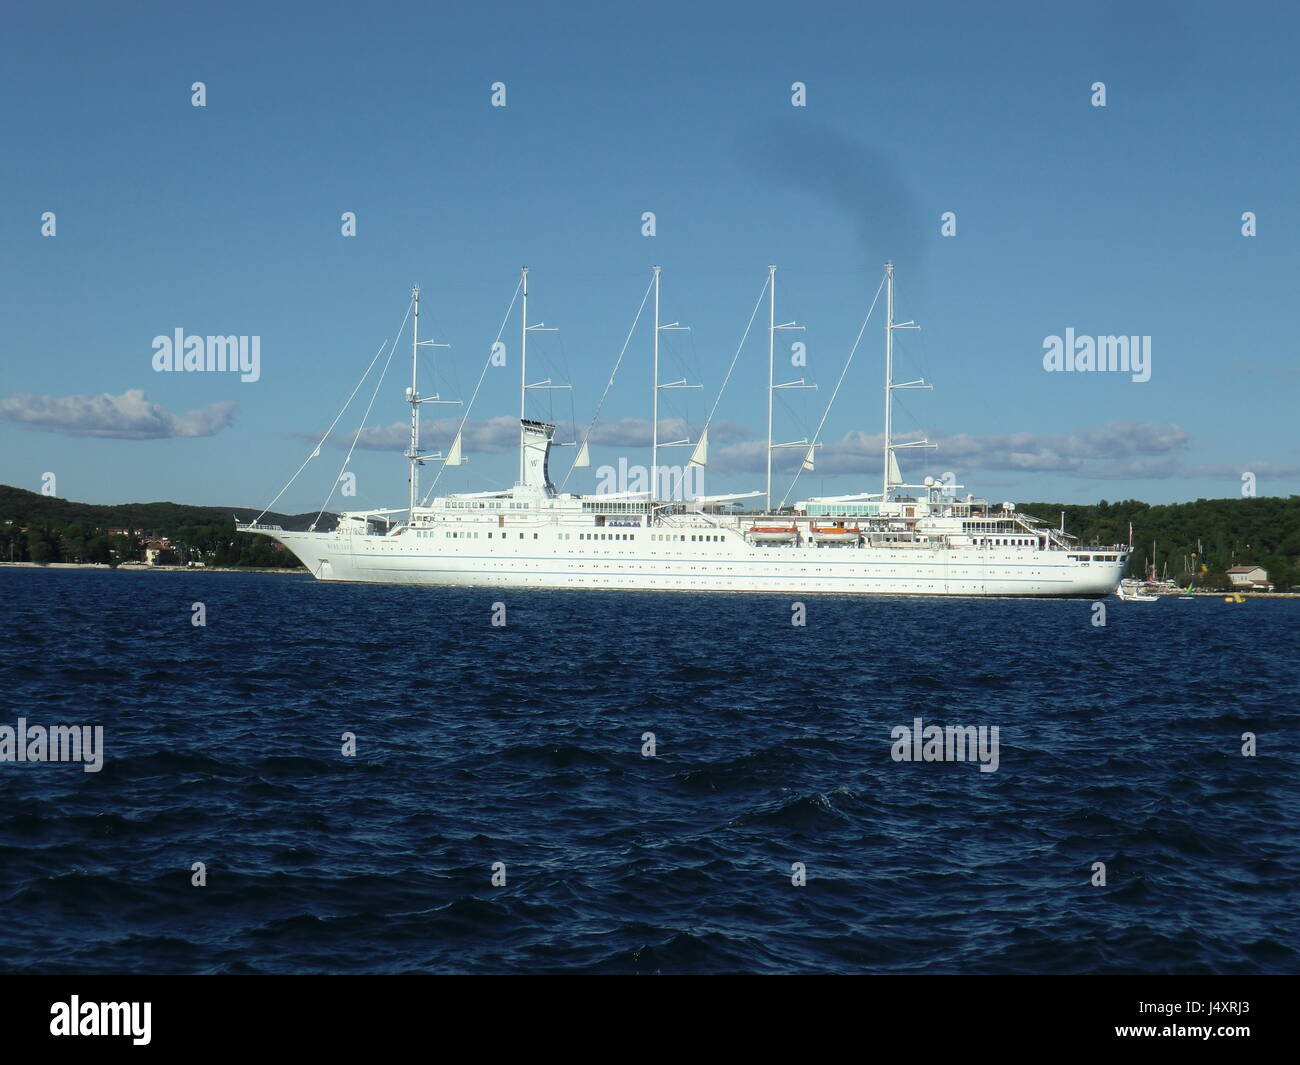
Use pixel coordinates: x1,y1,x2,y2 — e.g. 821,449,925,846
764,269,807,510
405,285,454,514
407,285,421,516
767,265,776,513
880,262,927,498
646,268,695,503
883,262,894,500
519,266,529,484
651,265,661,499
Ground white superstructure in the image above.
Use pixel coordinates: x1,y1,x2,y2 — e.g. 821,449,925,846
241,265,1128,597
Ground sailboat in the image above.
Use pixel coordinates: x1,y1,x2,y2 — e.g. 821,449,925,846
1116,579,1159,602
238,263,1131,597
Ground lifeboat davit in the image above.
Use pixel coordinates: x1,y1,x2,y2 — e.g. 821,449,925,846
748,525,798,544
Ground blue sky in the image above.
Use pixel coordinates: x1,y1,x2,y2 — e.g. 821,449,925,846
2,0,1297,514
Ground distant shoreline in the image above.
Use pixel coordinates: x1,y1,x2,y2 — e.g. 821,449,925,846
0,562,303,575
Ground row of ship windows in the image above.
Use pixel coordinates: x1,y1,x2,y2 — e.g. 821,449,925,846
443,502,530,510
581,502,647,513
532,564,1053,575
415,530,730,543
405,530,1112,559
573,532,726,542
415,530,540,540
412,531,1058,549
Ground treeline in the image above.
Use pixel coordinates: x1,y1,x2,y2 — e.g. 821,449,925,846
0,485,335,568
4,521,299,568
1019,496,1300,590
0,485,326,532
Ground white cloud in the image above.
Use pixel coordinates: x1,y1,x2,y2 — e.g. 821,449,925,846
706,421,1199,479
306,416,755,453
0,389,237,439
580,418,755,448
298,414,1280,486
314,415,522,453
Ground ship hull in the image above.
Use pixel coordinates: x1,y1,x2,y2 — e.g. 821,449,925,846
266,529,1123,598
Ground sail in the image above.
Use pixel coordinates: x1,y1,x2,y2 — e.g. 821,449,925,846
801,445,815,472
688,428,708,468
573,439,590,468
887,450,902,486
444,432,463,466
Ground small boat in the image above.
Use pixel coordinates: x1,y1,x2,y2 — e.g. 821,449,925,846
1117,579,1158,602
748,525,799,544
809,523,860,544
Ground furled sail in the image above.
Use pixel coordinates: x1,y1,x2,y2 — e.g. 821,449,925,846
688,428,708,468
887,450,902,486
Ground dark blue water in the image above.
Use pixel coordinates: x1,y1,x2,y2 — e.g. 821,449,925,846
1,568,1296,974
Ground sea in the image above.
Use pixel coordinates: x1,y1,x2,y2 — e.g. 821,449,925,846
1,568,1296,974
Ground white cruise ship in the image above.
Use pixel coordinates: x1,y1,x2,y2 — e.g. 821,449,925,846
241,264,1128,597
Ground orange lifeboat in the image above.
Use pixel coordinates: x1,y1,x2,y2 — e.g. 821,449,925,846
809,523,860,543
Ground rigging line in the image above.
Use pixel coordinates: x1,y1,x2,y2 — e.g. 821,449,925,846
559,275,655,491
252,309,408,524
315,315,407,528
567,376,578,447
702,274,769,431
422,277,523,504
664,274,770,503
778,273,887,510
252,340,386,524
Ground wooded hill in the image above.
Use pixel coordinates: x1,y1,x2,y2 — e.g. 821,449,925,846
0,484,335,567
1018,496,1300,590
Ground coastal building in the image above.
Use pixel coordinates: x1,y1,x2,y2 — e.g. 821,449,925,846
1227,565,1273,591
143,538,172,566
